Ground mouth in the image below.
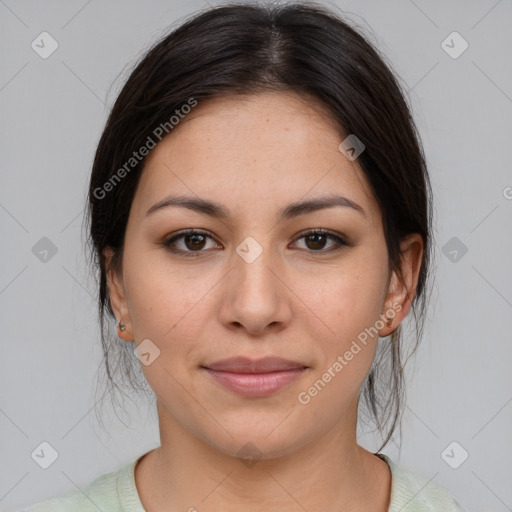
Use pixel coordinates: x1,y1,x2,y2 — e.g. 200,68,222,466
201,357,309,398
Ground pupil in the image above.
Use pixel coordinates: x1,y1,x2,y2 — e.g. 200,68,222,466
308,234,325,250
188,234,205,250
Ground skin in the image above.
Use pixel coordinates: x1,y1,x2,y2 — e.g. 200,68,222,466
104,91,423,512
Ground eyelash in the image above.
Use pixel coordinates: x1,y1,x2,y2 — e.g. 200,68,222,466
161,228,349,257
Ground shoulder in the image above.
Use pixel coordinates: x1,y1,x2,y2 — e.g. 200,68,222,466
20,458,143,512
377,454,465,512
20,469,121,512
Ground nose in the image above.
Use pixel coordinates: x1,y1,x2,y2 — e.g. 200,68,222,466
217,240,292,336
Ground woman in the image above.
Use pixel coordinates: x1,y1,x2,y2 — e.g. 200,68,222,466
23,2,463,510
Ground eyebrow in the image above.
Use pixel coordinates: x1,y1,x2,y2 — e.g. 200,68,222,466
145,194,366,219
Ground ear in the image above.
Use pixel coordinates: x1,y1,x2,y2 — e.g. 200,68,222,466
379,233,424,337
103,246,133,342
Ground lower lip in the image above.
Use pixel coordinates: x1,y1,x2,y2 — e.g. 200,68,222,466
204,368,307,398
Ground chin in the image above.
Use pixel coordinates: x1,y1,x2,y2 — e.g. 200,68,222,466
195,411,315,463
215,435,304,464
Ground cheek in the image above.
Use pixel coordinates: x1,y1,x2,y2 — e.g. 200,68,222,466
123,266,207,403
295,274,385,411
122,234,204,336
294,250,388,393
122,247,222,387
301,256,387,340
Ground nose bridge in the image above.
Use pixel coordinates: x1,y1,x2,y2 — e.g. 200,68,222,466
219,233,290,333
233,233,279,296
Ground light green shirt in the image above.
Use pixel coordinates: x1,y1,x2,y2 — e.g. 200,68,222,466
21,453,464,511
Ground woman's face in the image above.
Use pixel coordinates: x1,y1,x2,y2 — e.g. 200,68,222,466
106,92,419,460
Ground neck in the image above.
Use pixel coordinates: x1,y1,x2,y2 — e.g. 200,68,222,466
135,401,391,512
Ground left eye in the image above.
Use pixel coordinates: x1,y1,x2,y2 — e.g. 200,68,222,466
293,229,348,252
161,229,348,256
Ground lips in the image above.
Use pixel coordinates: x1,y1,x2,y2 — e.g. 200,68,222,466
202,357,308,398
203,356,308,373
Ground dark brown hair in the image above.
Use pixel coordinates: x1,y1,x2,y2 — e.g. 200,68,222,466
84,1,434,450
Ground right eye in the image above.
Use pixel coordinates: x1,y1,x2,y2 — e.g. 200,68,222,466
161,229,222,257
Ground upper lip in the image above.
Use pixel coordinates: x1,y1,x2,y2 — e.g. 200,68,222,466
203,357,308,373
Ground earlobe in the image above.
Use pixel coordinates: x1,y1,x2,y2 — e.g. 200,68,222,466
379,270,404,337
379,234,424,337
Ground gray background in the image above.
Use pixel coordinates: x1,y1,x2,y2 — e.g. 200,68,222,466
1,0,511,510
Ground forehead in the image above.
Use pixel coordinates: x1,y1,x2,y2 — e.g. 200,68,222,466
133,92,380,226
